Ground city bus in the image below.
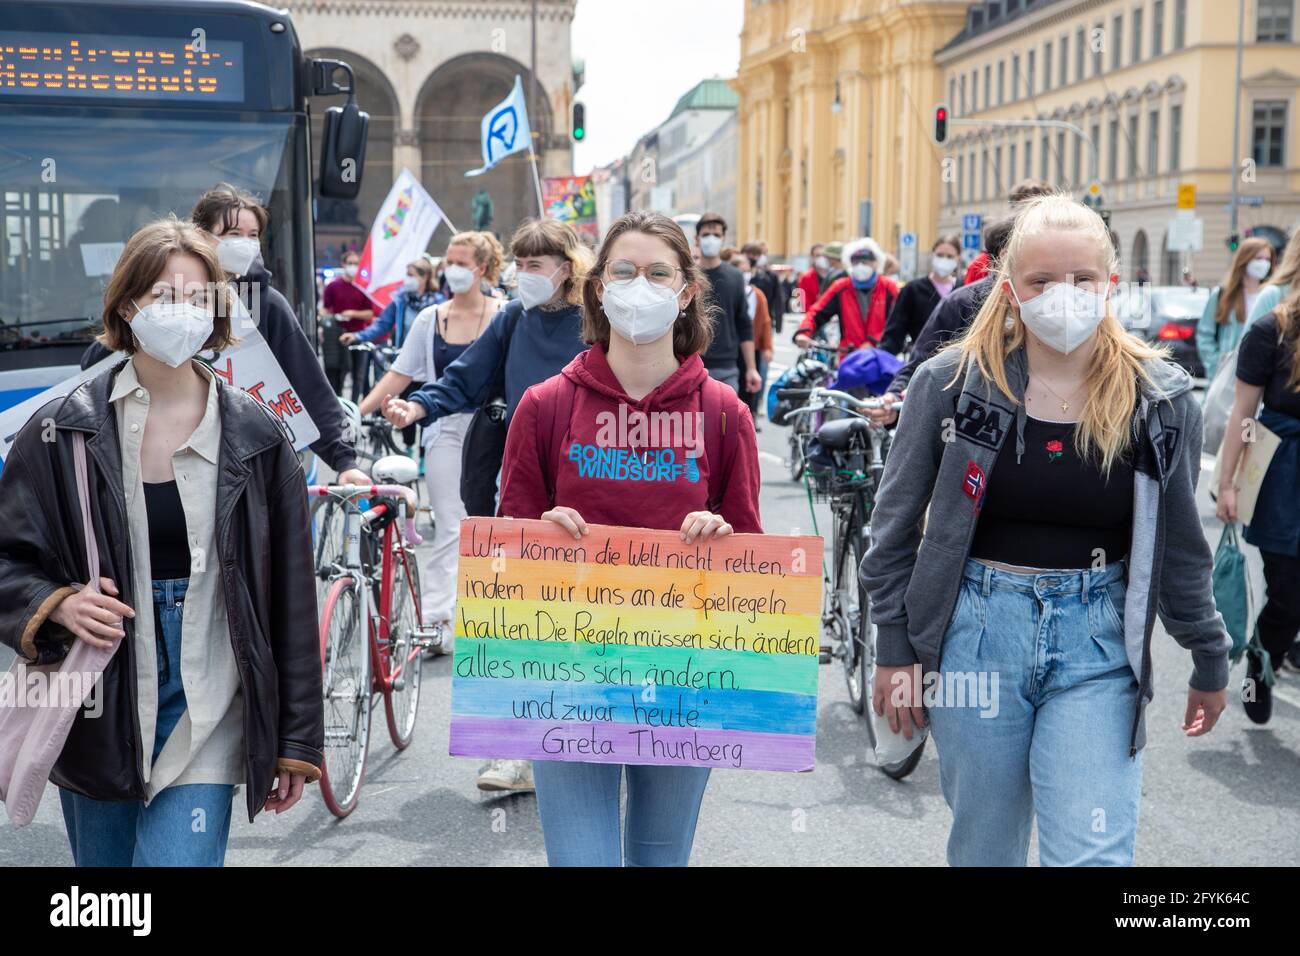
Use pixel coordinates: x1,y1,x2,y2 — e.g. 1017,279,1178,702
0,0,366,415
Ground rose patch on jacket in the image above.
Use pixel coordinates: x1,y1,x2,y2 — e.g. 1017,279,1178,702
567,443,701,485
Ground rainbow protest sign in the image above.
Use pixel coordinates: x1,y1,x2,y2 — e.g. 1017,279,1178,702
449,517,823,772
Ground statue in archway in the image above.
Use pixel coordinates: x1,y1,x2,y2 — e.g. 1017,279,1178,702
471,187,494,231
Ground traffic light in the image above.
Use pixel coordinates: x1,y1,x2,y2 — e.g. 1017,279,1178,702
933,104,949,145
572,102,586,142
1226,233,1240,252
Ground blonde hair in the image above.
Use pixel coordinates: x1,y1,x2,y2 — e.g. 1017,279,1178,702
447,230,504,286
1268,226,1300,291
945,193,1168,476
1216,236,1274,325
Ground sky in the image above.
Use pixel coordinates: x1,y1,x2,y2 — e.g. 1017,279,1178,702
570,0,743,172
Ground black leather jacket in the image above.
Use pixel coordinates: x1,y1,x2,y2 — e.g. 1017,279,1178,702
0,361,323,822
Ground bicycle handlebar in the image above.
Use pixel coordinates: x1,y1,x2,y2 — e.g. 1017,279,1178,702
307,483,423,547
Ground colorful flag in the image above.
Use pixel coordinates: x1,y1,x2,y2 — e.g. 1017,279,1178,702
355,168,446,309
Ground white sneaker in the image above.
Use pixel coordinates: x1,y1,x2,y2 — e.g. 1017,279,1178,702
422,619,454,658
476,759,535,793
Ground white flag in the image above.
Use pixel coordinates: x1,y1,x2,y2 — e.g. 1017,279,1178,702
354,168,446,309
465,75,532,177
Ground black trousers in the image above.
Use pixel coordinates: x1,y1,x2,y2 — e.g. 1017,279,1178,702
347,348,370,405
1258,549,1300,667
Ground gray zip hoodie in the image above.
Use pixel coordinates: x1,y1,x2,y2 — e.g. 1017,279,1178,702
862,344,1230,754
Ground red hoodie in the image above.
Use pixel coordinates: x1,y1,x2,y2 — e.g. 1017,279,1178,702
498,343,762,534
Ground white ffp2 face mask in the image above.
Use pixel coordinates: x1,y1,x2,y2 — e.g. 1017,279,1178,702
130,299,215,368
1010,280,1108,354
217,236,261,276
516,266,563,310
932,255,959,278
444,263,476,294
601,276,683,346
1246,258,1272,281
698,235,723,259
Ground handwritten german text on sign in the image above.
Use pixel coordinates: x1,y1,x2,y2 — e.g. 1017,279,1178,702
449,518,823,772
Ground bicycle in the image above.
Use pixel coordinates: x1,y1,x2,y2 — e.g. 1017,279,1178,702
778,385,925,780
781,338,837,481
308,455,442,817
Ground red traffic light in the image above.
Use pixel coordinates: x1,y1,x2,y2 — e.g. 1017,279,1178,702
934,103,949,145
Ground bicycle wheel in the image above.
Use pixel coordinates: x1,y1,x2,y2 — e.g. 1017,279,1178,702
383,547,423,750
310,496,348,608
839,509,867,714
788,420,806,481
319,576,372,817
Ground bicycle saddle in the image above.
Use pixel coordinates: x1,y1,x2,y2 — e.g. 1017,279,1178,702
371,455,420,486
815,417,870,450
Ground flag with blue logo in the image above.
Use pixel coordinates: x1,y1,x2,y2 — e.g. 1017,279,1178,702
465,75,532,178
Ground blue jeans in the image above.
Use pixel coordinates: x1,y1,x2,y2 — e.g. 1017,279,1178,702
59,577,236,867
532,761,711,866
926,558,1144,867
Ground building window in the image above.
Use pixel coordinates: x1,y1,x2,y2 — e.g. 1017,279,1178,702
972,70,979,111
1112,15,1124,69
1127,113,1139,176
1058,36,1068,87
998,60,1005,105
1075,28,1086,82
1093,22,1104,75
970,150,977,200
1013,53,1021,99
1258,0,1294,42
1072,133,1083,186
1040,133,1050,180
960,74,967,114
1056,130,1066,181
1025,136,1033,179
1147,107,1160,175
1044,42,1052,91
1089,121,1101,180
949,78,957,115
994,145,1003,194
1174,0,1187,48
984,64,991,109
958,154,965,203
1009,142,1017,184
1027,48,1036,96
1169,104,1182,171
1132,7,1144,64
1153,0,1165,56
1107,117,1119,180
1253,100,1287,166
981,148,989,200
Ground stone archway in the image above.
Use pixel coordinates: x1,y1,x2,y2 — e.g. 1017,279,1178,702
1131,229,1149,282
416,53,554,246
306,47,400,265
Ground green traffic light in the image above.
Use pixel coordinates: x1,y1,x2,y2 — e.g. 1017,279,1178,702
574,127,585,140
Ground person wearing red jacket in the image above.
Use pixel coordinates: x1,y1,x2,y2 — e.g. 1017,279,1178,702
497,210,762,867
795,242,832,315
793,237,898,352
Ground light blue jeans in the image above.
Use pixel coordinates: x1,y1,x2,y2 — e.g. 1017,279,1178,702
59,577,236,867
927,558,1144,867
532,761,711,866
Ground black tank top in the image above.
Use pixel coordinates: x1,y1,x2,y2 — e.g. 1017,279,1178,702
144,480,191,579
432,301,490,380
968,415,1133,569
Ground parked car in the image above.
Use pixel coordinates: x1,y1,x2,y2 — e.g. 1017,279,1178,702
1113,284,1210,378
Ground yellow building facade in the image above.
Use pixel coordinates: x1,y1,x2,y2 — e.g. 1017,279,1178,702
937,0,1300,283
735,0,971,264
738,0,1300,283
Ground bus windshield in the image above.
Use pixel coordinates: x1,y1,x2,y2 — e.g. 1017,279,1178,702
0,108,309,358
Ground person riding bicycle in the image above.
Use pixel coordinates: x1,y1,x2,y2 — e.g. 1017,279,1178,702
793,237,898,355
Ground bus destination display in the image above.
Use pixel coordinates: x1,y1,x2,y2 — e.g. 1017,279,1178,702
0,31,245,103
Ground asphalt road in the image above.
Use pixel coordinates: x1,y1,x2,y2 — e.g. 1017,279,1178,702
2,331,1298,866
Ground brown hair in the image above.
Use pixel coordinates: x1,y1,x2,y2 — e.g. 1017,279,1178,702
447,230,503,285
740,241,765,260
582,211,714,355
1215,236,1274,326
696,211,727,236
933,233,961,254
190,182,269,236
408,256,435,294
1009,178,1054,205
510,217,593,307
99,217,237,354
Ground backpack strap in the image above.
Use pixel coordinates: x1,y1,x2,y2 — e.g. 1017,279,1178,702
702,377,738,514
539,375,578,508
